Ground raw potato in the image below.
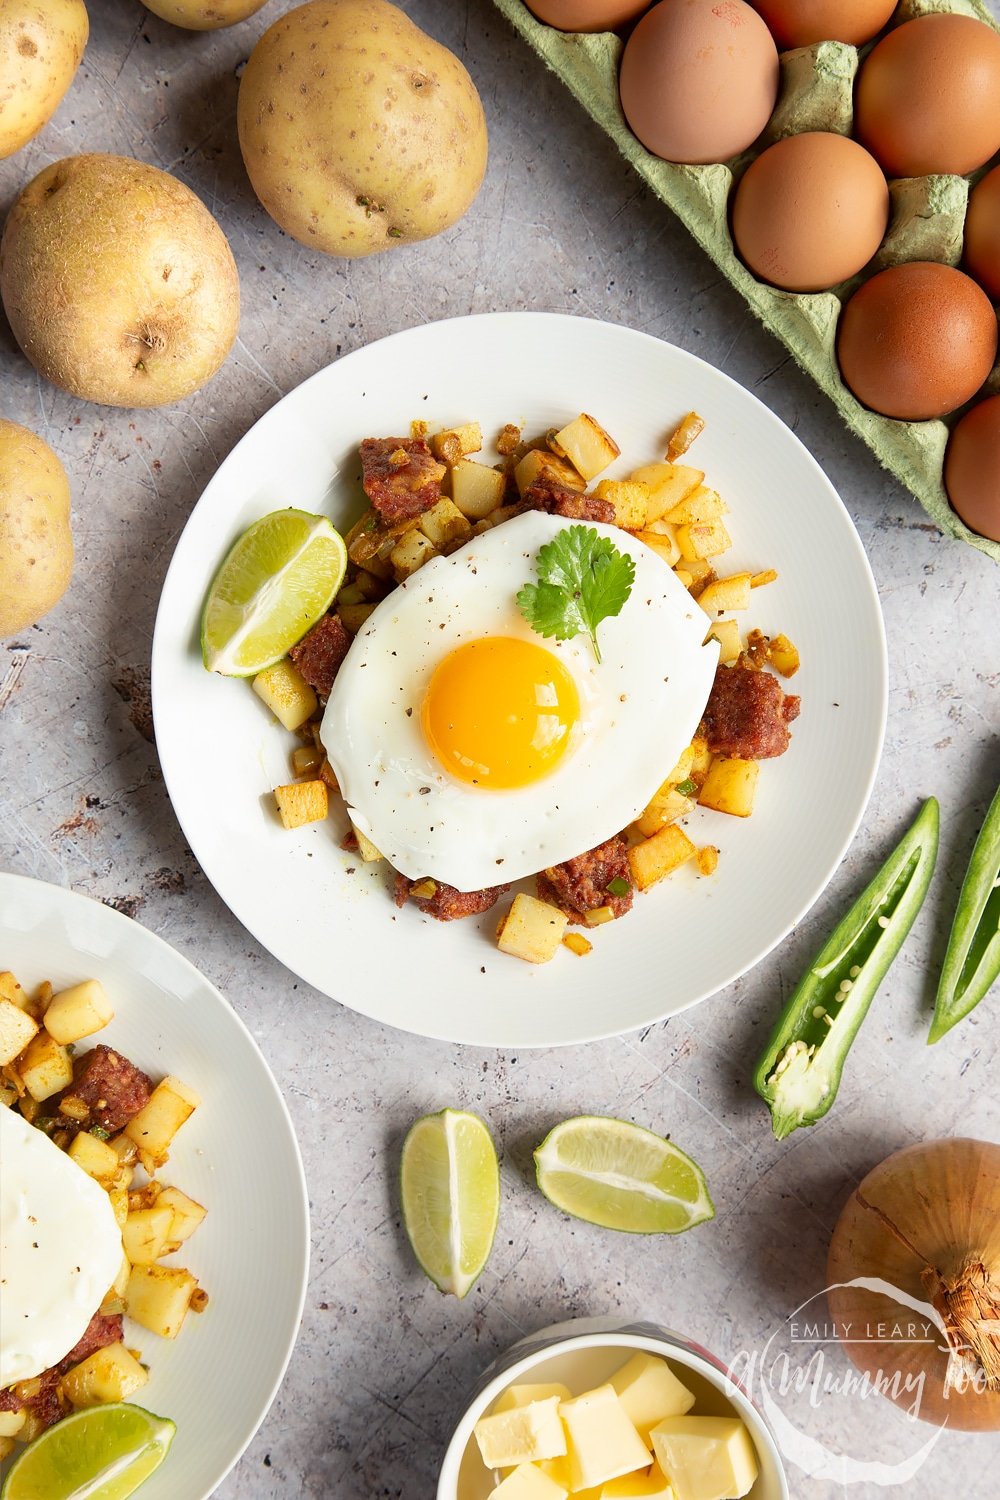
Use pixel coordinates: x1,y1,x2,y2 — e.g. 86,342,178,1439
0,419,73,636
0,154,240,407
0,0,88,159
138,0,269,29
237,0,488,258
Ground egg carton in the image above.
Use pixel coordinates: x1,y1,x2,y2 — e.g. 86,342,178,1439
490,0,1000,562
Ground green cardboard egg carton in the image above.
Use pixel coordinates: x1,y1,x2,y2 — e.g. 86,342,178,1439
490,0,1000,562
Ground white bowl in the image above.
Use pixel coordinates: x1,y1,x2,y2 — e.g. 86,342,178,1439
438,1316,788,1500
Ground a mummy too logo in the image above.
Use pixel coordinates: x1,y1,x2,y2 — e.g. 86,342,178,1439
729,1278,993,1486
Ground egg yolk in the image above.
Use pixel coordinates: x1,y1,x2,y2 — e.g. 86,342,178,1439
421,637,580,789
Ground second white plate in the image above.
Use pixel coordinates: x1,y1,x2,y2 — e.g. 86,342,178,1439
151,313,887,1047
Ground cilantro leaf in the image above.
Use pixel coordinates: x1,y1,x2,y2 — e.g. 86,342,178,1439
516,525,635,663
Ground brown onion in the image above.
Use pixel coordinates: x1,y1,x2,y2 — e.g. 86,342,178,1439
828,1138,1000,1431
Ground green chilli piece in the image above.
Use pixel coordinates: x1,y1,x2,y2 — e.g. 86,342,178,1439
754,797,939,1140
929,781,1000,1044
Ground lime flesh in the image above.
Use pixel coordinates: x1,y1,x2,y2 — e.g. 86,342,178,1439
1,1403,175,1500
534,1115,715,1234
400,1108,500,1298
200,508,347,676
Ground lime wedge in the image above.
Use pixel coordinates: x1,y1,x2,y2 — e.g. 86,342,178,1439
200,508,347,676
400,1108,500,1298
1,1403,175,1500
534,1115,715,1234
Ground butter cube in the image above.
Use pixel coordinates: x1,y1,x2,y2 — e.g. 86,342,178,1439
474,1397,567,1469
493,1383,573,1414
495,1463,568,1499
650,1416,758,1500
559,1384,651,1492
602,1462,675,1497
609,1354,696,1444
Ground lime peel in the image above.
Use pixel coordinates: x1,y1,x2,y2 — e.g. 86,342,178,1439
0,1402,175,1500
534,1114,715,1235
400,1107,500,1299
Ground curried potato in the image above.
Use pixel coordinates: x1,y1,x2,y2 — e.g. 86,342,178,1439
138,0,269,29
0,154,240,408
237,0,488,258
0,419,73,637
0,0,87,160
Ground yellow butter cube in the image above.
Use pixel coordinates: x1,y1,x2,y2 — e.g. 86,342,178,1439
650,1416,758,1500
559,1384,651,1492
493,1383,573,1414
494,1463,568,1499
474,1397,568,1469
601,1462,675,1497
609,1354,696,1445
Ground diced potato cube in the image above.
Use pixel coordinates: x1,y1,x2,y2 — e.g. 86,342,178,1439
108,1189,130,1233
497,894,568,964
664,485,729,526
676,520,732,562
291,744,325,779
493,1383,573,1415
43,980,114,1046
349,821,383,862
494,1465,568,1499
418,497,472,548
474,1397,567,1467
389,528,438,580
559,1384,651,1491
430,421,482,462
274,779,329,830
67,1130,121,1187
550,413,621,482
0,972,30,1011
630,463,704,524
355,568,386,600
666,410,706,460
61,1343,148,1409
634,789,696,839
677,558,715,593
698,573,752,616
124,1075,200,1164
123,1204,174,1266
609,1353,696,1445
705,618,742,664
0,996,38,1066
689,735,712,782
0,1436,15,1463
696,845,720,876
649,1415,758,1500
665,745,695,785
157,1184,208,1247
18,1029,74,1101
252,659,317,732
514,447,585,497
628,824,697,892
450,458,507,519
635,528,680,569
0,1410,25,1439
594,479,650,531
338,601,378,633
124,1262,198,1339
769,632,800,677
750,567,778,589
111,1252,131,1298
562,932,593,957
698,757,759,818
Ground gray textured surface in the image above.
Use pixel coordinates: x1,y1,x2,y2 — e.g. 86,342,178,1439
1,2,999,1497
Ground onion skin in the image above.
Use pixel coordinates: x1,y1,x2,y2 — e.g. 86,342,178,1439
828,1138,1000,1431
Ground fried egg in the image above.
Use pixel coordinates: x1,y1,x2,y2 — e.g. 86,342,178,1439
322,512,718,892
0,1103,123,1386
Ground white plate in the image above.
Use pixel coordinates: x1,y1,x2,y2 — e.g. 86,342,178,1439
0,873,309,1500
152,312,887,1048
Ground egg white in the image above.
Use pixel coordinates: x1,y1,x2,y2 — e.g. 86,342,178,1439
322,512,719,892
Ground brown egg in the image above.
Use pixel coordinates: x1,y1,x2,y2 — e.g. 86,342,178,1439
731,133,889,292
945,396,1000,542
749,0,896,48
855,15,1000,178
837,263,998,421
619,0,779,165
526,0,649,31
964,165,1000,305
